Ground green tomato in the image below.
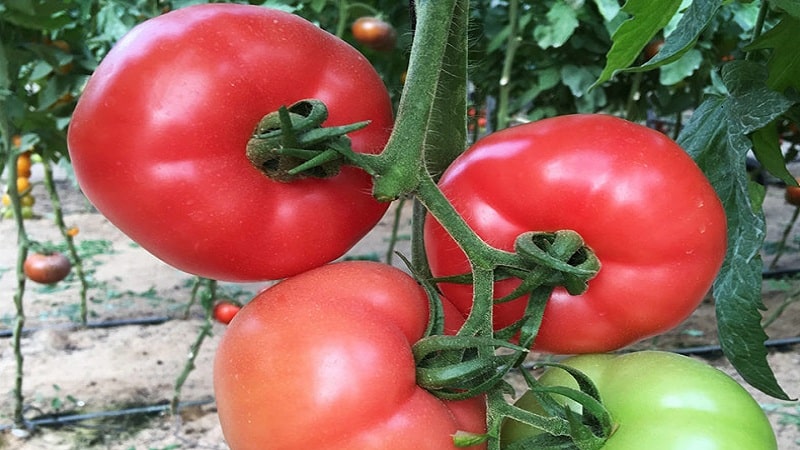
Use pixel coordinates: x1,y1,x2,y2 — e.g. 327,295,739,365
502,351,777,449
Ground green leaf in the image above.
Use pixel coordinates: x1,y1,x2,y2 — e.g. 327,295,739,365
751,122,796,186
592,0,621,22
770,0,800,18
560,65,606,112
658,48,703,85
677,61,793,400
746,15,800,93
533,0,579,49
593,0,682,87
632,0,722,71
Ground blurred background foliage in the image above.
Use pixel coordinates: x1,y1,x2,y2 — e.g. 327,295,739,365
0,0,779,169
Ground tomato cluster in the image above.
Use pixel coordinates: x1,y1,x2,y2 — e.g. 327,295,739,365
1,138,36,220
65,3,776,449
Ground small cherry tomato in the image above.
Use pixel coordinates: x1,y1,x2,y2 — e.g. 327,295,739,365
16,177,31,194
24,252,72,284
644,39,664,60
20,194,35,207
17,153,32,178
213,301,242,325
785,178,800,206
352,17,397,52
66,226,80,237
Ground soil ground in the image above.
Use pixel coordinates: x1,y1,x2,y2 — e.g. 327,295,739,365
0,165,798,449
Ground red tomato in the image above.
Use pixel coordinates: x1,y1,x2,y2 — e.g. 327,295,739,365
424,115,727,354
214,261,487,449
67,4,393,282
24,252,72,284
785,177,800,206
352,17,397,52
213,301,241,325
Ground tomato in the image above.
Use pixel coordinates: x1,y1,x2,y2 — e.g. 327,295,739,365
212,300,241,325
17,153,32,179
785,178,800,206
16,177,30,194
352,17,397,52
20,194,35,207
502,351,777,449
214,261,487,450
643,38,664,60
24,252,72,284
67,4,394,282
424,115,727,354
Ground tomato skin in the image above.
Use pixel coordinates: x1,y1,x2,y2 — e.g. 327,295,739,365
213,261,486,450
352,17,397,51
424,115,727,354
24,252,71,284
212,301,240,325
502,351,777,449
785,178,800,206
67,4,393,282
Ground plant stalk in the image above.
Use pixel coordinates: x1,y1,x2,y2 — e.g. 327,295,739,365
41,158,90,326
496,0,521,131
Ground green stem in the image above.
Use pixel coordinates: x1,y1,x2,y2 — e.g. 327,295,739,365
385,196,407,265
41,158,90,326
415,173,517,268
421,0,470,177
769,205,800,270
336,0,350,38
624,71,644,121
172,278,217,415
370,0,459,201
3,125,28,428
746,1,769,61
496,0,521,131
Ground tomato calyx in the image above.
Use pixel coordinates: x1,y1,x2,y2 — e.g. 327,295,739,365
414,231,600,400
492,363,613,450
246,99,371,182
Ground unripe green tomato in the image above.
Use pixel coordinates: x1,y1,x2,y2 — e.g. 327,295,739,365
20,205,34,219
502,351,777,449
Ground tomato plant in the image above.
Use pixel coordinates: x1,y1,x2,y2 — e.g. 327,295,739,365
214,261,486,450
23,252,71,285
424,114,727,354
67,4,394,282
502,351,777,449
352,16,397,52
212,300,240,325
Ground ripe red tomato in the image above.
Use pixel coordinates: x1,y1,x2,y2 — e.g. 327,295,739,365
785,178,800,206
352,17,397,52
424,115,727,354
643,38,664,60
24,252,72,285
67,4,394,282
212,301,241,325
214,261,487,449
502,352,777,449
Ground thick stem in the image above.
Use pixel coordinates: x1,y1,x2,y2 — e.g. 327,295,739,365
422,0,470,177
370,0,459,200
